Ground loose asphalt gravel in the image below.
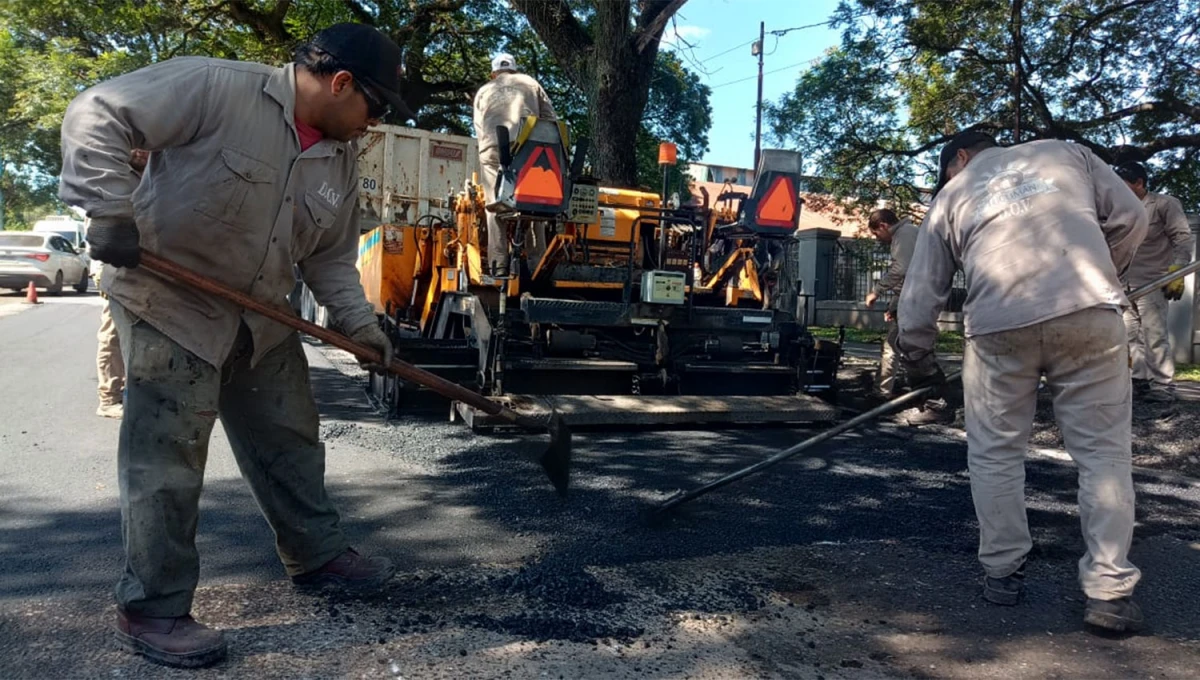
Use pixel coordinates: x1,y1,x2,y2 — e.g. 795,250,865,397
1,296,1198,679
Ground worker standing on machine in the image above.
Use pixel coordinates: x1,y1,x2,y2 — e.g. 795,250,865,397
864,208,918,396
472,53,557,276
897,131,1148,632
59,23,405,667
1113,161,1195,403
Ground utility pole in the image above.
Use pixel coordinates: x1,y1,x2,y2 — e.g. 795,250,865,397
753,21,765,171
1011,0,1023,143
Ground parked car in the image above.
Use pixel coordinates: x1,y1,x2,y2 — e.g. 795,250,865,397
32,215,94,279
0,232,90,294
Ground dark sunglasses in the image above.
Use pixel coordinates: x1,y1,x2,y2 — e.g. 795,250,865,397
354,79,391,119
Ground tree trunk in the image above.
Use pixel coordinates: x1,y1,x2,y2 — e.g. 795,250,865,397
589,81,648,185
587,11,655,186
512,0,677,187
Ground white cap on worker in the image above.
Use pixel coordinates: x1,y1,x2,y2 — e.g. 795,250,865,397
491,53,518,74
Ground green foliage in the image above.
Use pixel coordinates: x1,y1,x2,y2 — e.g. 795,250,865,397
767,0,1200,211
0,0,711,225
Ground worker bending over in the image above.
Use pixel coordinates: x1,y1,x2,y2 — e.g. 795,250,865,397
898,131,1148,633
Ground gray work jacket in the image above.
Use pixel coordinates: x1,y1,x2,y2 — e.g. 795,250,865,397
1123,191,1195,288
60,57,374,368
472,72,557,164
873,218,919,313
898,140,1148,360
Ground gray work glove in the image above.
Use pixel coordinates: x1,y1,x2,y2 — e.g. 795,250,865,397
349,322,393,373
86,216,141,268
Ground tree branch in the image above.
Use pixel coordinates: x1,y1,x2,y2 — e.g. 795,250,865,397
635,0,689,52
339,0,375,25
509,0,592,66
222,0,293,43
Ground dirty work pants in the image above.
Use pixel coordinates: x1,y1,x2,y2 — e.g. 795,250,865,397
1124,287,1174,390
97,298,124,406
878,316,899,394
962,306,1139,600
110,302,349,617
479,156,547,273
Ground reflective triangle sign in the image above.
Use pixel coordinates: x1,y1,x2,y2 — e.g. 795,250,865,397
515,145,564,206
756,175,798,228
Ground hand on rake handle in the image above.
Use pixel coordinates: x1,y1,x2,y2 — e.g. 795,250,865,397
87,216,141,268
349,323,393,373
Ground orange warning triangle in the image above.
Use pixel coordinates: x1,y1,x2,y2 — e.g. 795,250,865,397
515,146,564,206
756,176,797,228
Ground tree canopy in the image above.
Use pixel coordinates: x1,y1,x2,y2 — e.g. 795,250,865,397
767,0,1200,212
0,0,710,228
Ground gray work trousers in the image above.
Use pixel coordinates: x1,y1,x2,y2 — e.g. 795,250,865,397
1124,287,1174,390
962,306,1140,600
878,316,899,394
97,298,124,406
110,302,348,617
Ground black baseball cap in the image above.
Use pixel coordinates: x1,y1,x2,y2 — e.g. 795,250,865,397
1113,161,1148,185
311,23,415,121
935,130,998,195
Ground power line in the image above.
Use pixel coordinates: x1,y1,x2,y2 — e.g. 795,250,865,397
768,10,874,37
701,37,758,63
709,57,822,89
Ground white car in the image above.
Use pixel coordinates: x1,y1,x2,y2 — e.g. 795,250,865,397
0,232,91,295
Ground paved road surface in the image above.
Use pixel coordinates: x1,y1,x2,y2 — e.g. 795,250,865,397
1,293,1197,678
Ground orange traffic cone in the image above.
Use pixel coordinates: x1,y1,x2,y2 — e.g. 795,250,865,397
24,281,40,305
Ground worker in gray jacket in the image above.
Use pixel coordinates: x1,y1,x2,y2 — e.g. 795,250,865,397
59,23,408,668
472,53,557,275
864,209,918,395
1113,161,1195,402
898,131,1148,633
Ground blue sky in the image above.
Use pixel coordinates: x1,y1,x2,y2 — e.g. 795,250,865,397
661,0,844,170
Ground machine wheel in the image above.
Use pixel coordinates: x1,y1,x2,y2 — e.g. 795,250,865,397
73,270,89,294
48,271,64,296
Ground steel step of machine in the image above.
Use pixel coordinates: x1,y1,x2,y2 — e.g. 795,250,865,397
452,393,838,431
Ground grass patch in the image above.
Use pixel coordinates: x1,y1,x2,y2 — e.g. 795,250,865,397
810,327,965,355
1176,364,1200,382
809,326,885,345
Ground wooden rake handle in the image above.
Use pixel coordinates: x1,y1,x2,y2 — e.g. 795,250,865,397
139,250,526,425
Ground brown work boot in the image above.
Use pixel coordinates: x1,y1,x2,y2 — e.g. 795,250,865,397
292,548,395,590
114,610,227,668
96,402,124,419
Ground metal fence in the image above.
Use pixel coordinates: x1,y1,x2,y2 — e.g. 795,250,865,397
828,238,966,310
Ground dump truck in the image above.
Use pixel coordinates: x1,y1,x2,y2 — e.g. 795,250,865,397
299,122,842,429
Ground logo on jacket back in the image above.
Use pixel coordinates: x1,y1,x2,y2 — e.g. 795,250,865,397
970,163,1058,228
317,181,343,209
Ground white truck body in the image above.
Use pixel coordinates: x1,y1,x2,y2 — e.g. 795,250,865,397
355,125,480,232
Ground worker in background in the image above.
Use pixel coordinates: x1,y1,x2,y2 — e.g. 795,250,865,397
898,131,1148,632
1113,161,1195,403
94,149,149,419
59,23,407,668
864,208,918,395
472,52,557,276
